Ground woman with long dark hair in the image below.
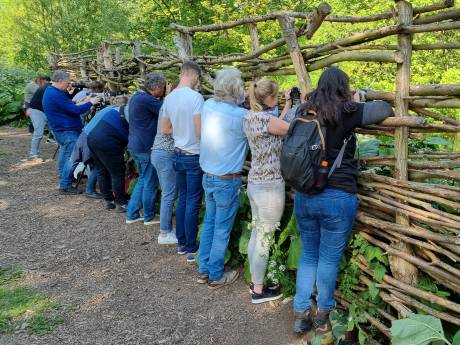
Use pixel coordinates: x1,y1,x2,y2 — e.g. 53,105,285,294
292,67,393,343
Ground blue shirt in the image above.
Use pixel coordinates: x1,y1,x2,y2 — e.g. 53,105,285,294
83,106,129,142
127,91,162,153
42,85,92,132
199,98,248,175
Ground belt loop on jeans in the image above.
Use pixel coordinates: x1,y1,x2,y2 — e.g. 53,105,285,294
174,147,197,156
205,172,241,180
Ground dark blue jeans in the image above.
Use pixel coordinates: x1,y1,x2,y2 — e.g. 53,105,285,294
198,175,241,281
54,130,80,189
173,152,203,253
293,188,358,313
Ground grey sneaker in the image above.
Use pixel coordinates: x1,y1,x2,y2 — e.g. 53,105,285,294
126,216,143,224
207,270,239,290
158,231,178,245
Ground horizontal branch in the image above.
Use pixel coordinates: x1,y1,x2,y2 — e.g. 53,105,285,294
306,51,403,71
403,20,460,34
413,8,460,25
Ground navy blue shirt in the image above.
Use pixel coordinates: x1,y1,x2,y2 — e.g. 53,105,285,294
42,85,92,133
84,106,129,143
127,91,162,153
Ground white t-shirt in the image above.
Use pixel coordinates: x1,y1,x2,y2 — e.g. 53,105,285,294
162,87,204,154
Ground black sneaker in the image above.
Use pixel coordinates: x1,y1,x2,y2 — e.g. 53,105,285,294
105,201,116,210
115,203,127,213
293,310,313,334
251,286,283,304
60,187,82,195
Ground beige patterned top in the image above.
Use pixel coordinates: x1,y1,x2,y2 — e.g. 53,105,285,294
244,110,284,184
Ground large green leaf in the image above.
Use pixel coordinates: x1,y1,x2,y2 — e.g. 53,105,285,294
238,221,252,255
358,139,380,158
286,236,302,269
278,213,298,246
423,137,452,146
452,330,460,345
391,314,446,345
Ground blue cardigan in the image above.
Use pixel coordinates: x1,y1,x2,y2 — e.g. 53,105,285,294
42,85,92,132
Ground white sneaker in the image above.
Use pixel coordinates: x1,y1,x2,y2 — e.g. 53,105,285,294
126,217,143,224
158,231,178,245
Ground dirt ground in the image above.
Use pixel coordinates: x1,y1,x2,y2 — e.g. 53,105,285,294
0,127,301,345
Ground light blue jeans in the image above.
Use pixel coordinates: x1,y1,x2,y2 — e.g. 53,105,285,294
29,109,47,156
151,149,176,233
198,175,241,281
127,151,159,221
293,188,358,313
54,130,80,189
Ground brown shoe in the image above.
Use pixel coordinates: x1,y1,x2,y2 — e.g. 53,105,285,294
293,310,312,334
196,273,209,284
303,310,334,345
207,270,239,290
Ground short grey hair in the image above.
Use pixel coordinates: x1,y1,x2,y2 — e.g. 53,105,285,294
144,72,166,90
51,70,70,82
213,68,244,104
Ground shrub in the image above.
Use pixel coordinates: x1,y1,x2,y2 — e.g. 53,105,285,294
0,66,36,126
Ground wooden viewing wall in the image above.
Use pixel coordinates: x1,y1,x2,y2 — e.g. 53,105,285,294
49,0,460,339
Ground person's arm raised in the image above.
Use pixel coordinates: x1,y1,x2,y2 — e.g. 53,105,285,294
361,101,394,126
268,116,289,136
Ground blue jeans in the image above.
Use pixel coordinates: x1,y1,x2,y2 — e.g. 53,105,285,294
54,130,80,188
85,165,98,194
174,152,203,253
198,175,241,281
293,188,358,313
127,151,159,221
29,109,47,156
151,149,176,233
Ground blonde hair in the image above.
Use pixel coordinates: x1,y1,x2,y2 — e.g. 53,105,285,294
248,79,279,112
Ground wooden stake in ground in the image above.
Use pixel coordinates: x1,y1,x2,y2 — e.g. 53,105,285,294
278,14,312,94
391,0,419,287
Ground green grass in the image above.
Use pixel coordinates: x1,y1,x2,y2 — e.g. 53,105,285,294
0,267,63,335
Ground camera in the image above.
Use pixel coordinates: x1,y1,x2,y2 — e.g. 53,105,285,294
71,82,88,89
291,87,301,106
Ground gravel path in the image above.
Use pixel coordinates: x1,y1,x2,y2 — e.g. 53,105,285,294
0,127,300,345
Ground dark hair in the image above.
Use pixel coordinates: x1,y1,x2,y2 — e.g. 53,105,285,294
299,66,356,128
40,76,51,82
89,81,104,92
181,60,201,77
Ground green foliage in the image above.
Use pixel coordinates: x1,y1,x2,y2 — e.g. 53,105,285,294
0,66,35,125
391,314,451,345
0,267,62,335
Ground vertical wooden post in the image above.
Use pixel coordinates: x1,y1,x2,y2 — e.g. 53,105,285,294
390,0,419,287
114,47,121,65
133,41,146,79
248,23,260,51
47,52,58,70
278,14,313,94
79,59,88,82
174,31,193,61
101,42,117,91
95,49,103,82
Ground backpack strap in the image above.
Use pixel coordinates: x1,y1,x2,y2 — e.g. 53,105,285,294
328,132,354,178
119,104,126,119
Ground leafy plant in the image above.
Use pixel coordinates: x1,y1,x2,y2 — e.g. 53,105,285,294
391,313,459,345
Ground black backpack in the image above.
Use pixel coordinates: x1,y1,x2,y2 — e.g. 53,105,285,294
280,110,352,194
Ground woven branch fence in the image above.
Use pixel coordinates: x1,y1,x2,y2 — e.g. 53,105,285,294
49,0,460,340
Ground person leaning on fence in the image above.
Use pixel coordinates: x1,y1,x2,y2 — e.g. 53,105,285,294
196,67,248,289
125,72,166,225
86,104,130,212
161,61,204,263
292,67,394,342
27,76,50,159
244,79,290,304
42,70,100,194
